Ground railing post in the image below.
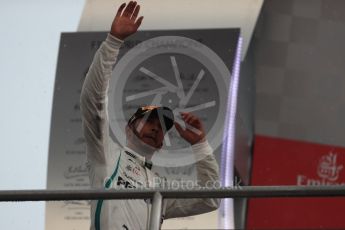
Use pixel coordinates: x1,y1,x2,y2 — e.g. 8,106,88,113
149,192,163,230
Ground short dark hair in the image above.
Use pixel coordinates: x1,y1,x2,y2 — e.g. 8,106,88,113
128,106,174,131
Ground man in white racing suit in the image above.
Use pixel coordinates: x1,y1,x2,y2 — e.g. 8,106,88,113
80,1,220,229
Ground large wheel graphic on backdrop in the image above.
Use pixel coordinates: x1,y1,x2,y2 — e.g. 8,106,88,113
109,36,231,167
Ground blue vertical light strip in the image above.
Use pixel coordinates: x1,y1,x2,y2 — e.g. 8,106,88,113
219,36,243,229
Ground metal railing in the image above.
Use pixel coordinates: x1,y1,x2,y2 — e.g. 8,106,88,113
1,185,345,229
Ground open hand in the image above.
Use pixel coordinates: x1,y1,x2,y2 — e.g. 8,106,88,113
175,112,206,145
110,1,144,40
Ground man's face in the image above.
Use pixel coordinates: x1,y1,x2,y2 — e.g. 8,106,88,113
131,116,165,149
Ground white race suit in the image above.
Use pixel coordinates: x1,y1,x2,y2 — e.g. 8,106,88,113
80,33,220,230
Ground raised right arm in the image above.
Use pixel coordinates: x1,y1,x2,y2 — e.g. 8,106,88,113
80,1,143,164
80,34,123,164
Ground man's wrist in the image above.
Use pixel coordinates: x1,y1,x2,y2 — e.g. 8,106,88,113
110,31,126,40
191,140,213,156
106,33,124,49
187,136,206,145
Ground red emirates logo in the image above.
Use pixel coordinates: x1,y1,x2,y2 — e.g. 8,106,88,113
317,153,343,181
297,152,345,186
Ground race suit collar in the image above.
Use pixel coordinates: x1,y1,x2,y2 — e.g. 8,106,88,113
124,147,153,170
